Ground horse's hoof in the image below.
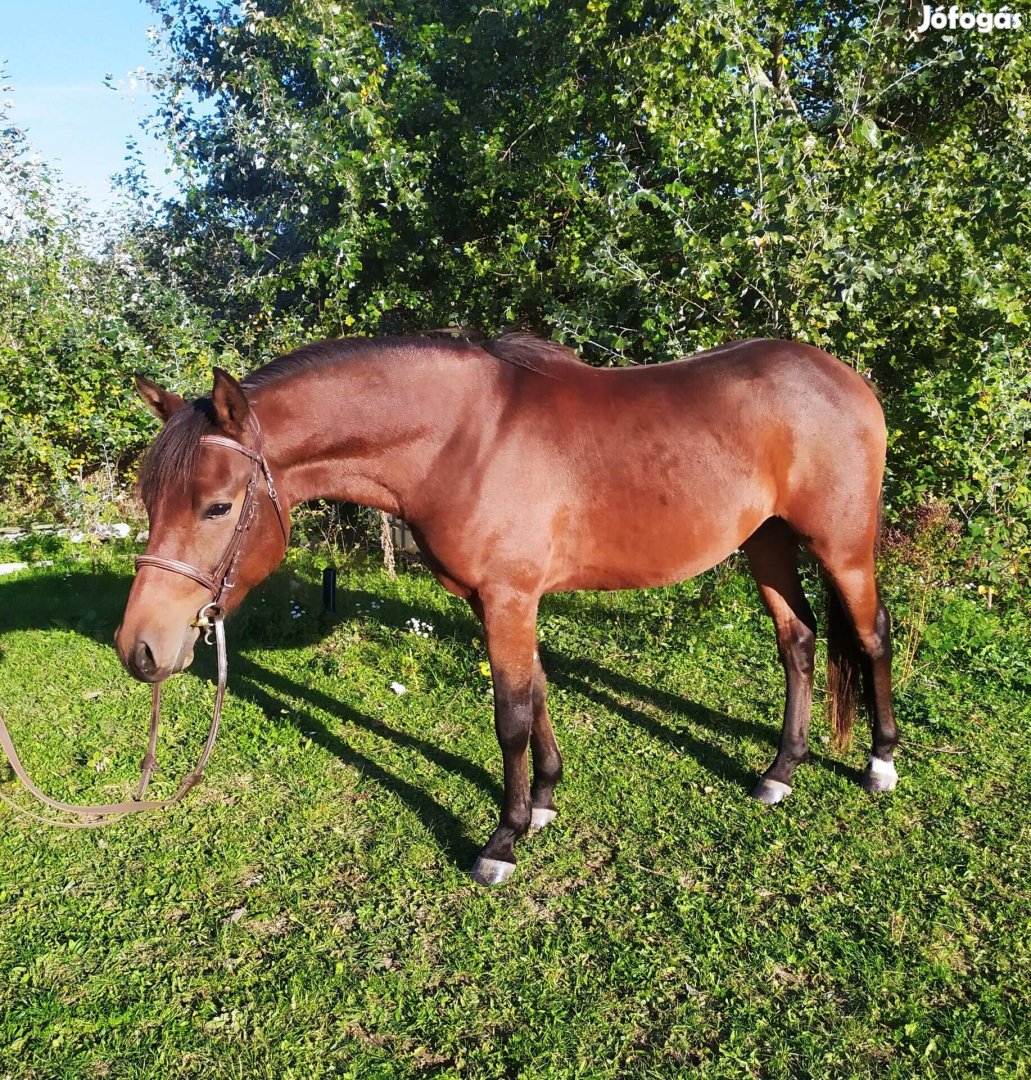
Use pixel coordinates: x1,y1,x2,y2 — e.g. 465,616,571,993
750,777,793,805
861,756,898,793
470,856,516,886
530,807,557,831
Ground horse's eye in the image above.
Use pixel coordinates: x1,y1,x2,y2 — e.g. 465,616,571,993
204,502,233,519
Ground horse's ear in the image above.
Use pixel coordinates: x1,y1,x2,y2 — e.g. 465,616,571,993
135,374,186,423
211,367,250,439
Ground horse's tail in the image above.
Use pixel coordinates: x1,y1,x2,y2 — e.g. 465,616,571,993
824,573,861,751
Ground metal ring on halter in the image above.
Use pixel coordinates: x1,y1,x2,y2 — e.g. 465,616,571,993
192,601,224,644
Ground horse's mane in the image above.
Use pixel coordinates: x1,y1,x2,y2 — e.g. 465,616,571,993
242,330,578,389
479,331,581,376
137,331,579,505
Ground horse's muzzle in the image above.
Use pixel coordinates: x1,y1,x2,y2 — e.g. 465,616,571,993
114,624,196,683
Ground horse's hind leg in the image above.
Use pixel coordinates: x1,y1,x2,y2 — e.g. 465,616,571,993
742,519,817,804
528,648,563,830
820,559,900,792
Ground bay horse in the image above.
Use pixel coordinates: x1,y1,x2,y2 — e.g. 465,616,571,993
115,333,899,885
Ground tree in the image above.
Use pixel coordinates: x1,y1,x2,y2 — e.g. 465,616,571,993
0,83,215,512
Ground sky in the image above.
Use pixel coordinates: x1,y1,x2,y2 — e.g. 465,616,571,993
1,0,182,211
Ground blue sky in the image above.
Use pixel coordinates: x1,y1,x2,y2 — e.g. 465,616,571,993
2,0,181,210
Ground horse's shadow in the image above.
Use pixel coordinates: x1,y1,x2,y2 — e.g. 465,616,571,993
228,654,495,867
0,566,860,866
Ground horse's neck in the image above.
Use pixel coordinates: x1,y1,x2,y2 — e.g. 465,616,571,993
252,350,484,518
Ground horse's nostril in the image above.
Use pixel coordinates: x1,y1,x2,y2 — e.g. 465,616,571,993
135,640,157,678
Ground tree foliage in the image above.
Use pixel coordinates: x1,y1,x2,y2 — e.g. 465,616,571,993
145,0,1031,589
0,91,222,515
2,3,1029,590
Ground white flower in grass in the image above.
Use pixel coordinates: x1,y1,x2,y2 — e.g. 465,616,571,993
390,682,407,695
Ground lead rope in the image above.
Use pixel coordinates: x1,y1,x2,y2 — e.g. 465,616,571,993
0,613,227,829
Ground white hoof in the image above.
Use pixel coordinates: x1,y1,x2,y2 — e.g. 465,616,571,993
470,856,516,886
530,807,557,831
862,756,898,793
750,777,793,805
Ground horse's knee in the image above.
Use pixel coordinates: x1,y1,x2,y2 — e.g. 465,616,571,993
504,796,533,836
539,746,563,782
531,741,563,791
497,722,531,756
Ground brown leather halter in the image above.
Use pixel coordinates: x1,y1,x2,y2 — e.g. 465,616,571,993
0,413,287,828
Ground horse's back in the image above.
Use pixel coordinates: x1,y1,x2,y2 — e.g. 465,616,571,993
536,337,884,474
580,337,879,412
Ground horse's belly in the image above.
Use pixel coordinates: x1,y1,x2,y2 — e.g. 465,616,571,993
546,498,768,592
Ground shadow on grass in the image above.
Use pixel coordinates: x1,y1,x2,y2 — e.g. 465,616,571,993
231,655,494,867
545,654,863,789
0,567,486,865
0,566,861,870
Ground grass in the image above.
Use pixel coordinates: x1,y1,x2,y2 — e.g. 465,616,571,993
0,548,1028,1078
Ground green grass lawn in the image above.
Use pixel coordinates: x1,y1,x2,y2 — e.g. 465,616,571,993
0,550,1028,1078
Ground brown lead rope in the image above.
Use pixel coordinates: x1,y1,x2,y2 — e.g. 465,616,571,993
0,614,227,829
0,613,227,829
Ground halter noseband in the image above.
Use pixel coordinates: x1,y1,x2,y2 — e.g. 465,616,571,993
0,411,289,828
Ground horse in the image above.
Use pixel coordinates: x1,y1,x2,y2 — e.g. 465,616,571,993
115,332,899,884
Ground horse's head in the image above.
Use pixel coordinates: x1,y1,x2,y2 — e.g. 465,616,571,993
115,369,290,683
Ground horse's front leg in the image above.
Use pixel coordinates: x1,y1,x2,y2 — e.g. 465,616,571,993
470,589,540,886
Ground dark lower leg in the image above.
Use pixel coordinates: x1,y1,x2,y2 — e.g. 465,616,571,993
825,564,900,792
470,591,540,883
862,603,899,761
857,601,899,791
763,619,816,787
529,648,562,816
744,521,817,803
479,673,534,865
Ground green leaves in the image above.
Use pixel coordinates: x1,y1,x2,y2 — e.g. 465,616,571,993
854,115,881,149
3,4,1030,590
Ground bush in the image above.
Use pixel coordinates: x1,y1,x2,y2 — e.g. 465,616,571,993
2,7,1029,596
